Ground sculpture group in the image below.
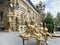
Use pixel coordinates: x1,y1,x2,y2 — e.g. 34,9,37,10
17,20,53,45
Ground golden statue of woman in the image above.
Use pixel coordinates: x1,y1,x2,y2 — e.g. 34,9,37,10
18,21,31,38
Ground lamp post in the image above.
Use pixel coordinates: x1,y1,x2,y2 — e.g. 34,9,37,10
39,1,45,22
42,4,45,22
42,4,45,10
53,23,56,34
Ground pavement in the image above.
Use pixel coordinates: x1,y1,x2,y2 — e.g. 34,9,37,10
0,31,37,45
48,32,60,45
0,31,60,45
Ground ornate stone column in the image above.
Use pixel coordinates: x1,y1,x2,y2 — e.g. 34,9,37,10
17,11,24,32
16,14,21,31
11,0,20,31
7,8,13,32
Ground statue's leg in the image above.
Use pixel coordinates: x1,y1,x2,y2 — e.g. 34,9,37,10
23,38,30,45
45,35,48,45
27,39,30,45
23,39,25,45
37,39,41,45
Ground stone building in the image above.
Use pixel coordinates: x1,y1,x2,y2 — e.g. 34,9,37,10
0,0,44,32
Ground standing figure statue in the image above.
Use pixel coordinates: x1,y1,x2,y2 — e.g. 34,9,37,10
43,22,52,45
36,22,44,45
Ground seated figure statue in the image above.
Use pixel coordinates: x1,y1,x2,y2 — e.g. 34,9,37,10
28,20,43,40
17,21,31,38
32,24,43,40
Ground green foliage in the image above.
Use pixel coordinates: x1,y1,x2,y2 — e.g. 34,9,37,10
44,12,54,24
44,17,53,24
46,24,53,33
44,12,54,33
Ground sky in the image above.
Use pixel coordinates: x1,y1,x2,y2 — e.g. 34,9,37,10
30,0,60,18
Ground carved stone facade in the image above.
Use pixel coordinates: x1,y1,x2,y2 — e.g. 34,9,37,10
0,0,42,32
0,0,10,31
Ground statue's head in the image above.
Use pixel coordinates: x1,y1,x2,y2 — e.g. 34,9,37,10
43,22,46,28
39,22,43,27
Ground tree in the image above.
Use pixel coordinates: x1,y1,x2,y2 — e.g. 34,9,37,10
44,12,54,33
